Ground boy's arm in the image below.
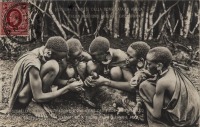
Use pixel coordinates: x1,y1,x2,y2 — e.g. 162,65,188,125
105,64,133,91
29,67,82,102
84,75,135,92
55,79,69,87
83,52,92,61
121,68,134,82
107,80,134,92
143,80,166,118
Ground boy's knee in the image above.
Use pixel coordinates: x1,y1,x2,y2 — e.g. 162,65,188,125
18,93,30,104
40,60,60,78
139,80,148,89
66,66,75,78
77,62,87,77
77,62,87,70
139,80,152,91
45,60,59,74
110,67,122,81
87,60,97,73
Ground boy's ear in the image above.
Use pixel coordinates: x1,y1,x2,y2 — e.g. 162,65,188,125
80,47,85,52
137,58,145,68
105,50,111,60
44,49,52,57
156,63,163,71
106,53,112,60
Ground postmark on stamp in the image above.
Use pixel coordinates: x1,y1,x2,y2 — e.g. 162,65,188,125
0,2,28,36
0,2,32,43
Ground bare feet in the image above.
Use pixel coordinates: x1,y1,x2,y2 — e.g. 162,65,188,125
26,101,48,118
42,104,57,119
132,105,140,120
132,105,140,116
121,97,136,114
131,103,145,122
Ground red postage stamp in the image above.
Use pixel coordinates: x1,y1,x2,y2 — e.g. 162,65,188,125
0,2,29,36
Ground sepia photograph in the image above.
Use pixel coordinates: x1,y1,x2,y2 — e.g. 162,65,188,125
0,0,199,126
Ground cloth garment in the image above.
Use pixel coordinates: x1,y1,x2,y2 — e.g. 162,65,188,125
140,67,200,127
7,46,44,113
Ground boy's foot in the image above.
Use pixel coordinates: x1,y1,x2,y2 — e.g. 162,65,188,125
131,104,145,122
42,104,57,119
26,101,48,118
121,97,145,122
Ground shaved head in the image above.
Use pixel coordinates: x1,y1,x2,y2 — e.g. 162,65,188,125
66,38,82,54
129,41,150,59
89,36,110,54
147,47,173,68
46,36,68,52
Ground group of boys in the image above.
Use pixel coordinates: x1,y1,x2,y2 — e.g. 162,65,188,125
0,36,199,127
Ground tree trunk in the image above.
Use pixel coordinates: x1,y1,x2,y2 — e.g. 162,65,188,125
139,2,145,39
173,20,179,34
178,5,184,36
109,1,115,36
41,1,49,42
83,9,90,34
30,1,41,41
104,9,110,35
144,1,149,40
157,15,169,40
162,1,173,36
123,2,130,37
183,0,194,38
148,0,157,40
190,1,200,34
61,8,75,30
86,7,93,33
72,7,83,38
75,1,90,34
132,0,139,39
94,11,105,37
113,0,120,38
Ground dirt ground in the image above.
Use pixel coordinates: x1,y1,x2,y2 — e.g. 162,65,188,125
0,36,199,127
0,60,200,127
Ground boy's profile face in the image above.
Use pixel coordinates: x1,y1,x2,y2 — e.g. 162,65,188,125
146,53,158,75
43,48,67,61
52,49,68,60
69,49,83,61
126,47,138,66
91,51,108,63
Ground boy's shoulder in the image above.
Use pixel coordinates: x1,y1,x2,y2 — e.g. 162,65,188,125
111,48,128,58
157,69,176,89
82,51,92,60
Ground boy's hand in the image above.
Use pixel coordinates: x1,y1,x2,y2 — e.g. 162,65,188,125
130,70,152,86
130,75,139,88
67,80,84,92
67,78,77,84
84,75,108,87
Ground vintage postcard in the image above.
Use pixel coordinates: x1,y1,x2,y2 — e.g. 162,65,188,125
0,0,199,127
